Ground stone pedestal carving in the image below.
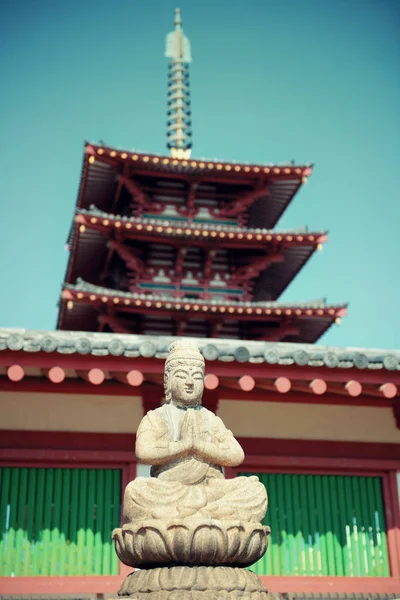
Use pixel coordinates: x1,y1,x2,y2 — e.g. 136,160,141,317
112,341,269,598
118,566,268,599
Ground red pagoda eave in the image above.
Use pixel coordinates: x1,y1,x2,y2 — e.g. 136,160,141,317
74,211,327,249
61,285,347,321
85,143,313,181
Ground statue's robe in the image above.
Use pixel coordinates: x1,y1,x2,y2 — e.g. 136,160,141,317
123,403,267,523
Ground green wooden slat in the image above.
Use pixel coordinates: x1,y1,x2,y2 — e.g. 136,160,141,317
336,476,350,575
292,474,302,575
76,469,88,575
0,468,11,576
59,469,71,575
314,474,328,575
23,469,37,575
373,477,390,577
94,469,105,575
102,469,112,575
86,469,96,575
50,469,63,575
284,475,295,575
4,468,20,576
358,476,373,576
276,473,287,575
14,467,28,576
299,474,311,575
268,474,280,575
41,469,53,575
111,469,121,575
352,477,368,577
364,477,376,575
367,477,383,577
321,476,336,576
250,472,265,575
307,475,318,576
329,476,344,576
32,468,45,575
260,473,269,575
262,474,273,576
68,469,80,575
344,476,357,576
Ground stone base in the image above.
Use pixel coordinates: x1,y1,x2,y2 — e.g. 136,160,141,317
113,519,269,568
115,566,268,599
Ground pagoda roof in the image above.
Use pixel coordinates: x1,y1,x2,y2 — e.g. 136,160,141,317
58,280,347,344
68,207,327,301
1,328,398,373
75,206,326,246
77,143,312,229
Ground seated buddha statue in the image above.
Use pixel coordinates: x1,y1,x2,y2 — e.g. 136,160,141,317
123,340,267,524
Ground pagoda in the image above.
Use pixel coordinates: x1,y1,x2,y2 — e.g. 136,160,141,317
58,9,346,342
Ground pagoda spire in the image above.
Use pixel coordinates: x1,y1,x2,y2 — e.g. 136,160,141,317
165,8,192,159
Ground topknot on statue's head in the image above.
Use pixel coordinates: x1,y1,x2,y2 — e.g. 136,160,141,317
165,340,205,371
167,340,204,362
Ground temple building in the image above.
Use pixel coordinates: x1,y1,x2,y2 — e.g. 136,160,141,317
0,8,399,599
58,10,346,343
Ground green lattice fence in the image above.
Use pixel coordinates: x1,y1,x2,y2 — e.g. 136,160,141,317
0,467,121,576
240,472,390,577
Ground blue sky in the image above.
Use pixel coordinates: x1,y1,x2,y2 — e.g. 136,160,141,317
0,0,399,349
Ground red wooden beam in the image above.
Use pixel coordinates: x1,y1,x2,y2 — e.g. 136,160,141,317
204,249,216,279
177,182,199,218
231,252,284,282
259,575,400,594
0,576,122,594
291,378,327,395
78,368,105,385
240,453,400,472
328,380,363,397
108,240,144,273
98,313,134,334
382,473,400,579
361,382,398,399
112,370,144,387
388,471,400,567
0,430,136,452
175,246,187,277
222,376,255,392
141,384,162,413
2,430,399,461
257,377,292,394
119,173,146,206
0,350,398,385
213,184,270,218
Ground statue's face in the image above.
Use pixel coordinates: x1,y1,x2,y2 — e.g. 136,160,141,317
169,363,204,407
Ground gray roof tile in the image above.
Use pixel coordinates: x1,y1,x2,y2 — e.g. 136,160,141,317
0,328,399,372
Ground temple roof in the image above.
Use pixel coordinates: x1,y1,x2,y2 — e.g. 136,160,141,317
58,280,347,343
77,143,312,229
0,328,398,372
67,207,327,302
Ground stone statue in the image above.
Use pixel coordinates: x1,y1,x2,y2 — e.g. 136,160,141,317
123,340,267,523
113,340,270,599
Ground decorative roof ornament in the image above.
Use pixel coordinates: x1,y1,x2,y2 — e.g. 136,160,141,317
165,8,192,159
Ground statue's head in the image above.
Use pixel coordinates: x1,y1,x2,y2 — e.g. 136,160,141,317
164,340,205,407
